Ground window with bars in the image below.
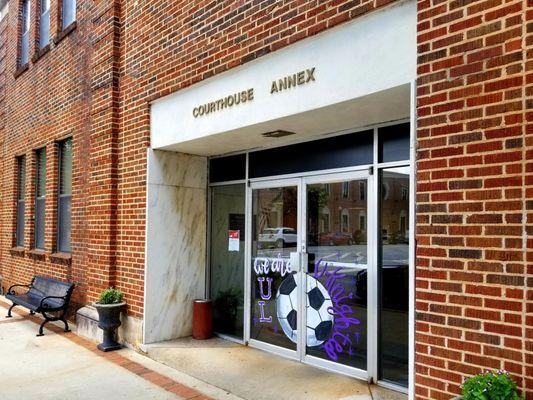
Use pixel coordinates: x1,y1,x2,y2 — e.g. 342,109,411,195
20,0,30,66
35,148,46,249
62,0,76,29
57,139,72,252
16,156,26,247
39,0,50,49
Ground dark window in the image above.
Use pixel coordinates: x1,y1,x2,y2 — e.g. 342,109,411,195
62,0,76,29
249,130,373,178
209,184,246,339
20,0,30,66
57,138,72,252
39,0,50,49
16,156,26,247
378,123,410,163
379,166,410,387
342,182,349,198
209,153,246,183
35,148,46,249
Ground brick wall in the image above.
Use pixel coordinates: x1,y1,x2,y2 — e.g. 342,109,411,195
416,0,531,398
0,0,94,311
0,5,6,283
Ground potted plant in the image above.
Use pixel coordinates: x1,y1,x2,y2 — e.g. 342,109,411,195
213,288,242,334
94,288,126,352
453,370,524,400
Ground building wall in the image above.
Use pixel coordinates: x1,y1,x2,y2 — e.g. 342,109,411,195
0,0,401,321
117,0,402,320
0,2,8,284
0,0,530,397
0,0,94,310
416,0,532,398
0,0,125,315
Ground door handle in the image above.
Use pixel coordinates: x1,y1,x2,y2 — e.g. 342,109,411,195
301,252,309,274
306,253,315,274
290,252,309,274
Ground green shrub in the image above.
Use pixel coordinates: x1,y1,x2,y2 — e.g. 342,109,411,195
213,288,242,319
462,370,524,400
98,288,124,304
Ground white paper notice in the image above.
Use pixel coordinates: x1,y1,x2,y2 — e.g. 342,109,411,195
228,230,240,252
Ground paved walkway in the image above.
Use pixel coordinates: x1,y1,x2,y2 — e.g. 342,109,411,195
146,338,407,400
0,299,239,400
0,299,406,400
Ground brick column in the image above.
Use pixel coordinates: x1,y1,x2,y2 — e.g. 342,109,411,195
524,2,533,396
85,0,121,302
416,1,530,398
0,10,7,284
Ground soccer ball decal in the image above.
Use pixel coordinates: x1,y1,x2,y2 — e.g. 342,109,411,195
276,273,334,347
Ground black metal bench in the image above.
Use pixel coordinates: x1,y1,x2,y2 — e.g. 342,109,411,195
5,276,75,336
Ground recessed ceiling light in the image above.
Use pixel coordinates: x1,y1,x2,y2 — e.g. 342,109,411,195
262,130,296,138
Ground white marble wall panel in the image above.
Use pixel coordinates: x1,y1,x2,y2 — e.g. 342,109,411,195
147,149,206,189
144,150,207,344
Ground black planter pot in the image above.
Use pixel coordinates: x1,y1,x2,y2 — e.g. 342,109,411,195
94,302,126,352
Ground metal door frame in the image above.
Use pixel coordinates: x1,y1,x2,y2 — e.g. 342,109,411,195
245,170,374,382
245,177,302,361
300,170,373,381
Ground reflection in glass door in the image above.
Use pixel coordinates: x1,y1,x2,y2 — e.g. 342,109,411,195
304,177,369,373
247,172,376,380
209,184,246,339
250,182,299,354
379,167,410,386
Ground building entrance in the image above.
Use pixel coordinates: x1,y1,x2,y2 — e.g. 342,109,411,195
208,124,411,391
249,171,371,379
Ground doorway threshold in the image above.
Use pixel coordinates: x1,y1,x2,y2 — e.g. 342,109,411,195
143,336,407,400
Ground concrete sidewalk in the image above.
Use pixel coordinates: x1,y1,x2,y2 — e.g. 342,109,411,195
0,301,239,400
0,299,406,400
145,337,407,400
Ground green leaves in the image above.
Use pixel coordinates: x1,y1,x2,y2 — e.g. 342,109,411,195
98,288,125,304
462,370,524,400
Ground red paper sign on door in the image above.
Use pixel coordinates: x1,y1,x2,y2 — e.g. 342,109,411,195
228,230,240,252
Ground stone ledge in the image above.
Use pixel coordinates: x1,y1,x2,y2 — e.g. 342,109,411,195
76,306,103,343
76,306,143,350
9,246,25,257
32,44,50,63
53,21,77,45
50,252,72,266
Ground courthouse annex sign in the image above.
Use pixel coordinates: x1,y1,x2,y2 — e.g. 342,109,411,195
192,67,317,118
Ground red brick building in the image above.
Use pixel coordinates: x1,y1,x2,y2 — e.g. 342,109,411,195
0,0,530,399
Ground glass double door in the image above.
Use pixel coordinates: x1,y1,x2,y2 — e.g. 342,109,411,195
248,171,371,378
